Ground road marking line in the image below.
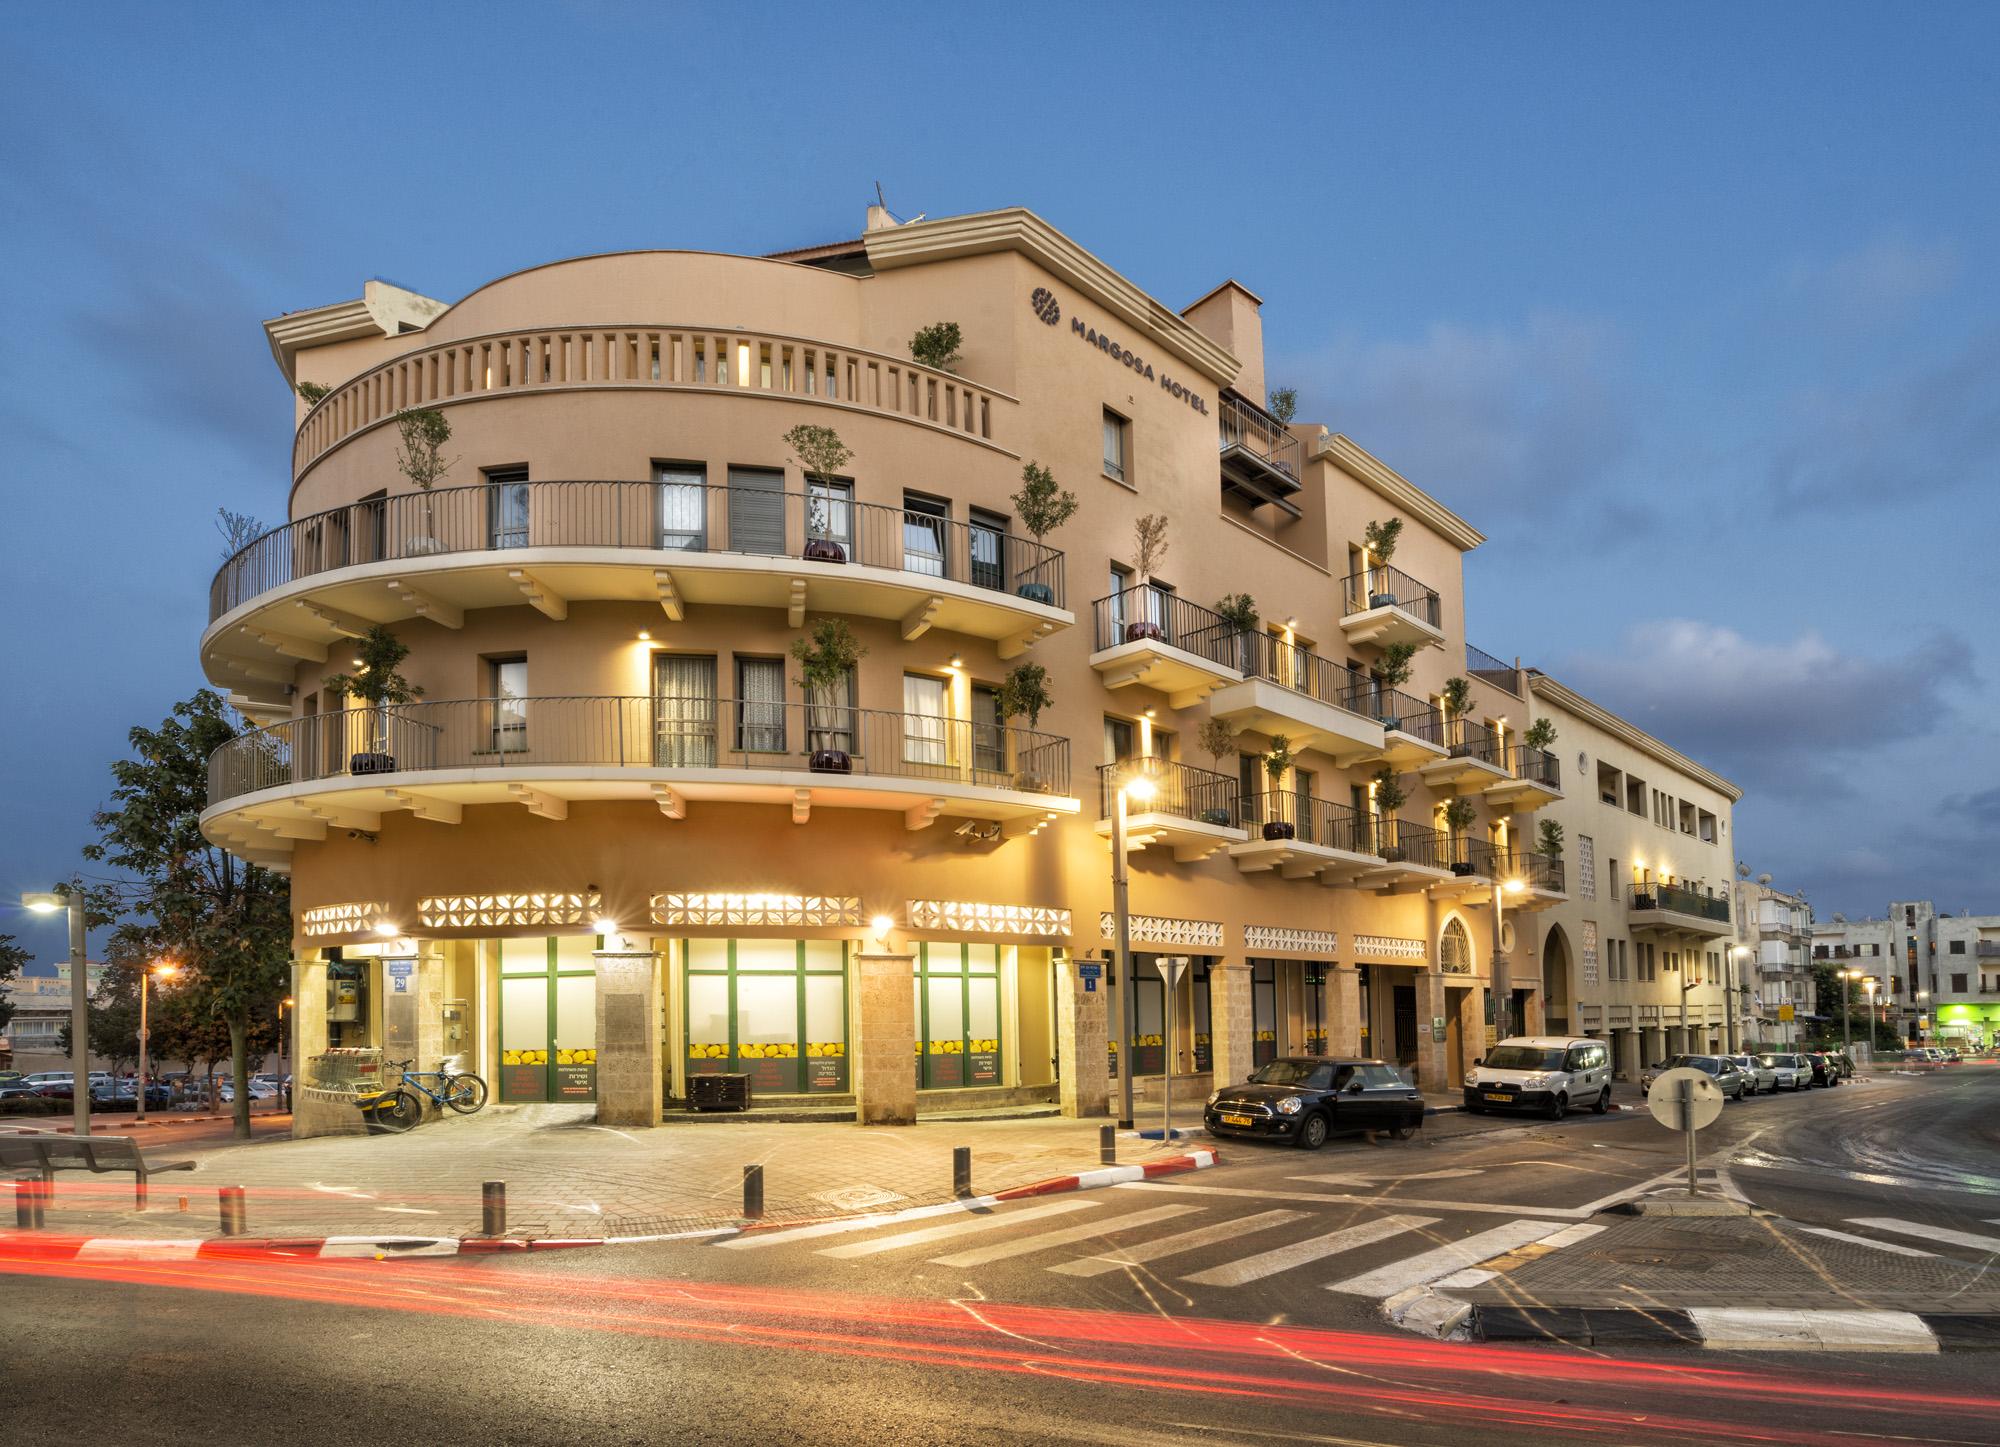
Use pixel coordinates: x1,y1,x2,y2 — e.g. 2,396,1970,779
1326,1219,1566,1297
1112,1180,1589,1217
1800,1227,1937,1258
718,1197,998,1249
819,1200,1097,1259
1292,1168,1485,1186
1182,1214,1439,1287
929,1204,1201,1267
75,1238,204,1261
1049,1209,1310,1277
1687,1307,1937,1353
1846,1218,2000,1254
1430,1222,1608,1288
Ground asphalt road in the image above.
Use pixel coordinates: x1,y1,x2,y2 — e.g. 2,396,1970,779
5,1072,1999,1447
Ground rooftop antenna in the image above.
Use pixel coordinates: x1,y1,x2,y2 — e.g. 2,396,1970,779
872,182,925,227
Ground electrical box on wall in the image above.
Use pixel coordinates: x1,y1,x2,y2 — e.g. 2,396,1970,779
443,999,467,1046
328,961,366,1023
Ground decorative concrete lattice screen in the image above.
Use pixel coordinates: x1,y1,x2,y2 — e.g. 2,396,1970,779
1577,835,1596,901
1098,913,1224,949
1581,920,1599,986
1243,925,1340,956
908,901,1072,938
418,892,603,929
301,901,389,938
1353,934,1427,962
651,894,862,928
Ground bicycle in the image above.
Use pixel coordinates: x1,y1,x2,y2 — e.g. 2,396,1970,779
359,1054,488,1132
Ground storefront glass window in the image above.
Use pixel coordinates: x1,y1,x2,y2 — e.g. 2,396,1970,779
915,943,1003,1088
498,936,599,1102
684,940,849,1094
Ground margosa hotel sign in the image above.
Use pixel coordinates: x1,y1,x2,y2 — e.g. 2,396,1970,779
1029,287,1209,416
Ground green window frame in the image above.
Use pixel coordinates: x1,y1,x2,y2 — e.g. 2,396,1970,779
497,936,601,1104
683,939,850,1095
914,943,1003,1089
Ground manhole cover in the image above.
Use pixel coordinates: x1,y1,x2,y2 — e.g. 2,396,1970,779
813,1185,907,1211
1600,1247,1722,1270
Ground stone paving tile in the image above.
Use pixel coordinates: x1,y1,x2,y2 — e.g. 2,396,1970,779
17,1106,1194,1241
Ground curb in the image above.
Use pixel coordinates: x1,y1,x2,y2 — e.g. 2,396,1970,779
3,1114,288,1135
1471,1304,2000,1352
0,1148,1221,1263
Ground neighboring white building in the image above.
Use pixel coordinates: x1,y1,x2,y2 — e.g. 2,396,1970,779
1,962,108,1070
1814,901,2000,1048
1734,876,1812,1046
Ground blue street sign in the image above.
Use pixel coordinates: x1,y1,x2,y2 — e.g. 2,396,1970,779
387,960,415,978
1077,962,1103,979
1085,979,1097,992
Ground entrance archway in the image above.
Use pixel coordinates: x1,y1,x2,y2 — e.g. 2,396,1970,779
1543,924,1573,1035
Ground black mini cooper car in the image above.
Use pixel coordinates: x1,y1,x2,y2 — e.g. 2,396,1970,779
1204,1057,1425,1149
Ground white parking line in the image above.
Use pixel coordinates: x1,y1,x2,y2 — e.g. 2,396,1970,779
1182,1214,1439,1287
1799,1227,1937,1258
819,1199,1097,1259
1846,1217,2000,1254
1049,1209,1310,1278
1325,1219,1566,1297
929,1204,1200,1267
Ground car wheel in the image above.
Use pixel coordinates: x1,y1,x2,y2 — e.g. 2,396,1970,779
1294,1113,1329,1150
1593,1087,1611,1114
1387,1120,1418,1141
1546,1093,1568,1121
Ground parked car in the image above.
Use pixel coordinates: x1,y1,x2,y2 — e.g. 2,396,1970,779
0,1084,57,1114
1757,1052,1809,1091
1802,1052,1841,1086
1205,1057,1424,1149
1645,1054,1752,1100
1730,1054,1778,1094
1462,1036,1614,1119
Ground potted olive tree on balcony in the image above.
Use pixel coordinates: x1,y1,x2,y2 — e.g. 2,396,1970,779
1363,516,1403,608
321,625,424,776
1197,718,1237,826
995,662,1054,792
909,321,963,373
1371,768,1407,861
1539,819,1565,859
1125,514,1169,642
395,408,456,554
1441,675,1472,755
785,424,854,564
789,618,866,773
1011,461,1076,605
1443,797,1479,874
1373,642,1418,730
1260,735,1296,840
1213,593,1260,674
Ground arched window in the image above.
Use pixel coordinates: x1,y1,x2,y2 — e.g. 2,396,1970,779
1439,917,1473,975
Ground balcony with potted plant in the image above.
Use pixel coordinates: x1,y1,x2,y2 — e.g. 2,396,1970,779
1483,715,1565,813
1415,678,1511,791
1091,758,1245,863
1087,517,1243,706
1205,605,1386,766
1338,517,1445,651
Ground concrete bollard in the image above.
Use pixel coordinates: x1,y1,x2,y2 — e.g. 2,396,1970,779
481,1180,506,1237
742,1163,764,1219
15,1174,43,1231
218,1185,246,1236
1099,1123,1116,1165
953,1146,972,1199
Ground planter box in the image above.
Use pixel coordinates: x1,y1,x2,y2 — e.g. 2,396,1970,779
1262,821,1296,841
350,752,396,775
1015,581,1055,605
808,750,853,774
1451,861,1476,877
1198,807,1234,826
802,539,847,564
1369,592,1396,609
1123,621,1165,643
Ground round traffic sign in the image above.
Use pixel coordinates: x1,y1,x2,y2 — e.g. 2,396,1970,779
1646,1067,1723,1132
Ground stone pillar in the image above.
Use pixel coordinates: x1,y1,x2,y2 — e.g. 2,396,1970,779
1455,983,1485,1084
292,956,329,1072
1328,967,1362,1056
1615,1028,1641,1083
1415,971,1448,1092
853,950,917,1126
1055,954,1109,1118
1209,960,1255,1090
593,949,663,1129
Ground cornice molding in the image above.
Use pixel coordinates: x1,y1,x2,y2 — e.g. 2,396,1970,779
1527,672,1743,802
1313,434,1485,552
863,208,1241,386
263,280,447,379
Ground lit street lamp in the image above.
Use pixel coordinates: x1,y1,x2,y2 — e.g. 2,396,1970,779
1839,967,1864,1059
135,961,178,1123
1109,766,1156,1132
21,889,90,1137
279,995,296,1110
1728,945,1753,1051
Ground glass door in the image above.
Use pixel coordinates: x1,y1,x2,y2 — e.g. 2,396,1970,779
683,939,849,1094
654,654,717,766
1128,955,1165,1075
903,673,949,769
914,944,1004,1089
497,936,598,1102
727,466,786,557
657,464,707,551
1251,958,1277,1066
487,469,530,549
969,508,1007,591
902,493,947,576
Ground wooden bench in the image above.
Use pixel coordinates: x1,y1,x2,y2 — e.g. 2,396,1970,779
0,1132,196,1207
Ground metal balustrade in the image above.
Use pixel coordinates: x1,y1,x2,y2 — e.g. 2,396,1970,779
1443,716,1505,763
1337,683,1446,746
1629,881,1732,923
1232,633,1376,723
1342,562,1442,626
1089,586,1237,666
1498,742,1562,790
1465,642,1523,697
1493,851,1567,894
1096,759,1239,827
210,479,1066,621
1371,818,1448,872
1239,791,1372,853
208,697,1070,808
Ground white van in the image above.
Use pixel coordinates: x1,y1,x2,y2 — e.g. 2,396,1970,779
1462,1036,1614,1119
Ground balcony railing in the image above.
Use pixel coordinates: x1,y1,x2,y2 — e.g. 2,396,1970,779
1342,563,1441,626
1466,643,1523,697
292,324,1005,476
1232,632,1375,724
1443,716,1505,763
1090,586,1237,666
210,480,1066,621
208,697,1071,808
1239,791,1372,853
1217,393,1304,512
1497,742,1562,790
1491,850,1566,894
1338,683,1446,747
1373,818,1448,872
1097,759,1239,828
1976,942,2000,959
1629,881,1731,924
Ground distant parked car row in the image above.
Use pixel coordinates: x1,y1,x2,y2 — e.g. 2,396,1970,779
1639,1050,1853,1100
0,1072,288,1115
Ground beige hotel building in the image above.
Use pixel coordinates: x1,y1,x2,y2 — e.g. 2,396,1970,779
202,204,1733,1132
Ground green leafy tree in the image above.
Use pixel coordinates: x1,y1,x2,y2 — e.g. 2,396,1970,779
783,423,853,484
1523,717,1558,751
321,625,422,707
1198,718,1237,772
1376,641,1418,691
81,690,292,1138
1266,387,1297,425
1538,818,1565,859
994,662,1053,729
1011,462,1078,544
296,380,332,405
908,321,963,372
1363,516,1403,564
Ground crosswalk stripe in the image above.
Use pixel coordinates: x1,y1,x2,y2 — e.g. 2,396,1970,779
818,1199,1098,1259
1325,1218,1566,1297
1181,1213,1439,1287
1111,1179,1590,1218
1846,1217,2000,1254
717,1198,988,1250
929,1204,1201,1267
1049,1209,1311,1278
1800,1227,1937,1258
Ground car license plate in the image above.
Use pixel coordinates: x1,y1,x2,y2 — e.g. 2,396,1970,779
1221,1113,1254,1127
1484,1092,1510,1102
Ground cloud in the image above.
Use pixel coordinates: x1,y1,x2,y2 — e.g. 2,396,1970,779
1283,312,1636,527
1781,236,1961,330
1557,619,1974,801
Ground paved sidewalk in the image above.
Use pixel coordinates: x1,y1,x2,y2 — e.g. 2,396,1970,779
11,1106,1201,1243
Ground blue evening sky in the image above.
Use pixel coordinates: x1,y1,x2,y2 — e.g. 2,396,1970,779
3,2,1996,970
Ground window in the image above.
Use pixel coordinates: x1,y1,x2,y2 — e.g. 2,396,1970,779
1949,940,1966,955
807,477,853,552
486,467,530,549
727,466,786,556
735,657,786,753
653,654,717,767
969,508,1008,592
1698,810,1718,844
657,463,707,550
902,492,948,576
970,683,1004,776
1107,563,1134,633
1625,778,1646,816
488,657,528,752
1102,408,1129,484
1578,834,1596,901
1292,766,1315,842
1103,716,1136,766
903,673,949,766
1597,762,1621,806
1951,973,1968,994
1439,918,1472,974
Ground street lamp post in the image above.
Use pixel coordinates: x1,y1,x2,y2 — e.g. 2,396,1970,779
1489,876,1525,1045
1727,945,1753,1052
135,962,178,1124
1839,967,1862,1058
279,995,295,1111
1110,770,1155,1132
21,889,89,1138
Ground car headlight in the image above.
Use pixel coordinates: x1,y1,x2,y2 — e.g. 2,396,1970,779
1276,1095,1303,1115
1206,1090,1220,1107
1463,1069,1480,1086
1519,1073,1550,1089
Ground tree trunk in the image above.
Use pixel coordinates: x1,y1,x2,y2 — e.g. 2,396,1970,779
228,1014,251,1141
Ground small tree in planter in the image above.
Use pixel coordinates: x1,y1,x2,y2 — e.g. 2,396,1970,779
1440,675,1472,754
1126,513,1170,641
994,662,1054,791
785,424,855,564
321,626,424,775
789,618,866,772
395,408,455,552
296,380,331,405
1197,718,1238,825
909,321,963,373
1213,592,1259,672
1524,717,1558,751
1260,735,1296,840
1266,387,1298,425
1442,797,1479,874
1373,642,1418,728
1538,818,1565,859
1371,768,1407,859
1362,516,1403,607
1011,461,1076,604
